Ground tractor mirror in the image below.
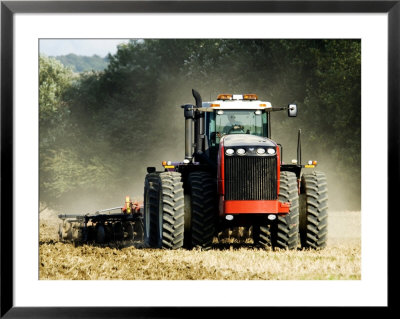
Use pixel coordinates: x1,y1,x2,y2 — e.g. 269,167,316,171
147,167,156,173
288,104,297,117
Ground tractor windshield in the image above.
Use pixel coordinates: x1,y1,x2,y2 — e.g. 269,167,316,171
207,110,267,147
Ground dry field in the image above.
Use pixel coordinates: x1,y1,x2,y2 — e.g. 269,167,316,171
39,209,361,280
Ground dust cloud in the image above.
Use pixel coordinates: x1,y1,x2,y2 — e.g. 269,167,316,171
45,85,360,214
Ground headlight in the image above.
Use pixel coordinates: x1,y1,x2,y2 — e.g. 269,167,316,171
256,148,266,155
225,148,234,155
236,148,246,155
267,148,276,155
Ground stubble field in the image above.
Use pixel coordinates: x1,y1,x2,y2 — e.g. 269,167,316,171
39,210,361,280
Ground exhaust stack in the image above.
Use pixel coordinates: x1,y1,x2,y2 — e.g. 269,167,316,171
297,129,302,165
182,104,194,160
192,89,202,108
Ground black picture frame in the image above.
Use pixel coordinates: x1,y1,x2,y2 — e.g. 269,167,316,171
1,1,394,317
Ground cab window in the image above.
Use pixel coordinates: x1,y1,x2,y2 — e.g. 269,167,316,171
206,110,267,146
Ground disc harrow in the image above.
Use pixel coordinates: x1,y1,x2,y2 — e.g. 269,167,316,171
58,197,143,245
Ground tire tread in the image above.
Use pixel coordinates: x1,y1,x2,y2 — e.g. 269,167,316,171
300,171,328,249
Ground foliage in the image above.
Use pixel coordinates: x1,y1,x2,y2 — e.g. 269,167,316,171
53,53,109,72
39,56,74,204
39,55,74,125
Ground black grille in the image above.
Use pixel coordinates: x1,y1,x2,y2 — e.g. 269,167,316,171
225,156,277,200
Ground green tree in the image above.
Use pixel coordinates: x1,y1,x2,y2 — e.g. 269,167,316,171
54,53,109,72
39,55,74,126
39,55,74,205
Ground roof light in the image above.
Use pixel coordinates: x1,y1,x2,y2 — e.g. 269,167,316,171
243,94,258,100
217,94,233,100
162,161,174,168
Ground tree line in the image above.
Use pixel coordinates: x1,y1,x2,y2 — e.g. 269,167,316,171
52,53,109,72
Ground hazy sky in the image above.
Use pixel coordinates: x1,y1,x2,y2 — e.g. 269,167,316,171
39,39,130,57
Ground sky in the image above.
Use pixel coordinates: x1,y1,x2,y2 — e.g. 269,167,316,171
39,39,130,57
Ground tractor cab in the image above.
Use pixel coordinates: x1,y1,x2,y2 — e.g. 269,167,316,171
203,94,271,162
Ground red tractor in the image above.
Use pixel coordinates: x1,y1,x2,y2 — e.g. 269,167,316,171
143,90,328,250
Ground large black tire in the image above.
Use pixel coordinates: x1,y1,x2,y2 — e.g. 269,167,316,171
270,171,300,250
252,222,272,249
143,171,185,249
185,171,217,250
299,171,328,249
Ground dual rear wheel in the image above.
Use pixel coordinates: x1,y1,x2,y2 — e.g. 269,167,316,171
143,171,185,249
299,171,328,249
252,171,328,250
143,171,216,250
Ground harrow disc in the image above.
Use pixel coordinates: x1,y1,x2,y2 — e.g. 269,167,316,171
59,220,73,241
113,222,124,241
125,222,134,240
96,224,106,243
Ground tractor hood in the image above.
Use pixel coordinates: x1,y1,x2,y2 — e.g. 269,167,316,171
222,134,276,148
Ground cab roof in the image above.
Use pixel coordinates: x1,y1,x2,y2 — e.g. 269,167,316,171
202,99,272,110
